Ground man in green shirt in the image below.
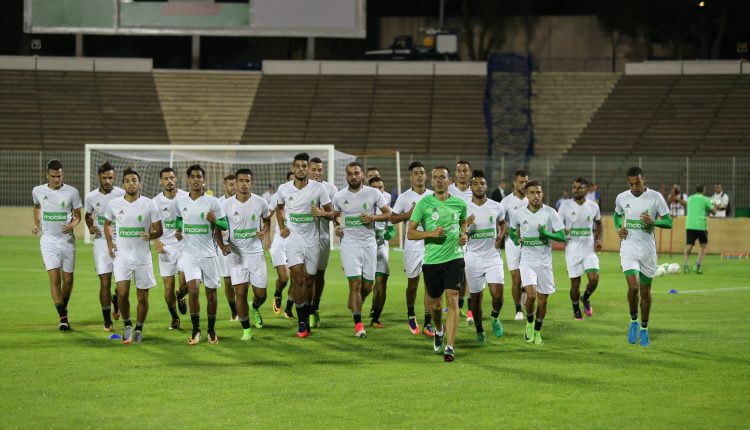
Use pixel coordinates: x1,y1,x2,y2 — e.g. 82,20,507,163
408,166,468,362
684,184,716,274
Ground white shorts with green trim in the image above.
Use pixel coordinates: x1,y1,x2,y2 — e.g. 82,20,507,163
376,242,389,276
520,263,555,295
466,253,504,294
341,242,376,281
40,240,75,273
181,255,221,289
620,253,656,279
565,251,600,278
403,250,424,279
229,253,267,288
113,257,156,289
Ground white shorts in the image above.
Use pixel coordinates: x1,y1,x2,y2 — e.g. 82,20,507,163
93,239,113,275
40,240,75,273
269,236,287,268
217,250,232,278
621,253,657,279
403,250,424,279
505,238,521,271
520,263,555,295
229,253,268,288
181,255,221,289
113,257,157,290
566,252,600,278
157,242,183,277
286,239,320,276
317,238,330,271
376,242,390,276
341,243,377,281
466,254,504,294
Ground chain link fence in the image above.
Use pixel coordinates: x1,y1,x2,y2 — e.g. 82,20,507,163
4,149,748,216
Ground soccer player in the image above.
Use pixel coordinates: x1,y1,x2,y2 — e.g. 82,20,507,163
465,170,507,343
615,167,672,347
175,164,229,345
104,168,162,344
365,166,381,181
217,174,238,321
32,159,82,331
683,184,717,274
407,166,468,362
391,161,435,336
219,168,271,341
509,180,566,345
84,161,125,331
558,177,603,320
365,175,395,328
332,162,391,338
447,160,474,325
308,157,338,328
501,169,530,320
276,153,334,337
270,171,295,319
153,167,190,330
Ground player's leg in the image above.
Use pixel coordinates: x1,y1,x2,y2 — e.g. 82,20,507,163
116,279,134,344
269,237,290,315
470,289,485,343
133,288,149,343
59,244,75,308
311,241,330,327
442,259,464,360
570,276,583,319
422,263,445,354
510,270,523,319
288,264,309,336
371,274,387,327
581,269,599,316
533,292,548,345
203,257,221,344
182,255,204,344
694,232,708,274
683,244,694,273
348,276,365,337
422,282,435,337
235,282,252,340
403,251,422,335
488,282,504,337
523,284,537,342
163,275,181,329
224,276,237,321
248,254,268,330
624,270,640,344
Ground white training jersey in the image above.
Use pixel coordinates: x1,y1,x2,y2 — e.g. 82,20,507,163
375,192,392,246
558,199,601,257
270,192,283,240
105,196,161,264
615,188,669,258
501,192,528,247
466,199,506,260
174,194,225,258
153,189,189,245
510,204,564,266
314,180,338,242
392,188,433,253
85,186,125,242
32,183,83,245
218,195,233,245
223,194,270,256
276,180,332,248
333,186,387,247
448,183,472,202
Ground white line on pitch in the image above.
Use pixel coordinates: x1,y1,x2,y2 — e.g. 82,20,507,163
664,286,750,294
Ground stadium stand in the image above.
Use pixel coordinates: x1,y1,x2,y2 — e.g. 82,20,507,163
154,71,260,145
429,75,486,156
0,70,43,149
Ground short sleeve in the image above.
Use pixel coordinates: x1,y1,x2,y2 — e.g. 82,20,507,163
32,189,39,205
655,194,670,217
85,193,94,213
213,198,226,219
375,190,387,210
495,204,506,224
173,199,183,217
104,202,115,222
332,194,342,212
509,211,519,229
71,189,83,210
319,186,332,206
261,199,270,218
593,203,601,221
150,200,162,223
392,194,406,215
614,195,623,215
549,209,565,232
459,200,467,223
276,186,286,207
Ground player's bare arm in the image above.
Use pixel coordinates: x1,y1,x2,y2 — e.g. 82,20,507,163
32,204,41,235
407,220,443,240
104,218,117,257
62,208,81,234
276,203,289,238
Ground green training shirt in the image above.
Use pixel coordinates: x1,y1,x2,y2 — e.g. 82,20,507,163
409,194,467,265
686,194,714,231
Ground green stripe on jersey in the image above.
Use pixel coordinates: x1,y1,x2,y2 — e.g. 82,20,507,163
97,215,106,226
345,216,364,227
43,212,67,222
290,213,314,223
469,228,495,239
119,227,145,238
569,227,592,236
625,220,647,230
233,228,257,239
522,236,546,246
184,224,209,234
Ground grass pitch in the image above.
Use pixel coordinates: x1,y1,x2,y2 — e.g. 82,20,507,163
0,236,748,429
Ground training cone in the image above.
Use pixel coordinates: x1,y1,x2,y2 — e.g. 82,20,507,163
109,333,122,340
668,289,678,294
